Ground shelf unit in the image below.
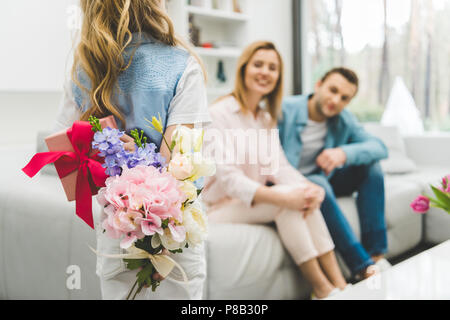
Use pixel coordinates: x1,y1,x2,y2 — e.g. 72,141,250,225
193,47,241,58
186,5,250,22
168,0,250,103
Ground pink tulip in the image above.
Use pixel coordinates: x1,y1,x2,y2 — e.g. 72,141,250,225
442,175,450,193
410,195,430,214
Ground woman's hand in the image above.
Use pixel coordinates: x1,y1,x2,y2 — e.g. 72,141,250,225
301,182,325,218
280,186,310,212
279,183,324,218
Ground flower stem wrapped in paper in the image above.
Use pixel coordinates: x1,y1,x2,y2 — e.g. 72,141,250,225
92,115,215,299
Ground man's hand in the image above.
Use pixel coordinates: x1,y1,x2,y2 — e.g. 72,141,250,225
316,148,347,176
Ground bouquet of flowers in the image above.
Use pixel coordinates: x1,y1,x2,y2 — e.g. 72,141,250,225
410,175,450,214
88,115,215,299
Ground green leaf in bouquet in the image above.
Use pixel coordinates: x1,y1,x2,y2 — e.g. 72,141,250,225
169,248,183,254
145,277,153,288
136,263,153,285
197,187,203,196
170,139,176,151
135,236,161,255
124,258,147,270
88,116,102,132
130,129,147,148
161,218,170,229
429,197,449,211
431,186,450,210
151,279,161,292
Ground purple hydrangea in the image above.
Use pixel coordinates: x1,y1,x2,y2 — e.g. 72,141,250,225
92,128,129,176
93,127,166,176
127,142,166,169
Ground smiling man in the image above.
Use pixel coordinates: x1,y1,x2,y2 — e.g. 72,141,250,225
278,67,390,281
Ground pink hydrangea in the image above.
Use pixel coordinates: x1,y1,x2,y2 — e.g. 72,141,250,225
97,165,186,248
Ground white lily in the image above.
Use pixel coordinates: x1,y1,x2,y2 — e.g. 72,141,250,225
172,125,193,154
172,126,205,154
188,152,216,182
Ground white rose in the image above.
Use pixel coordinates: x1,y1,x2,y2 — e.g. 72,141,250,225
159,228,185,251
183,201,208,247
180,180,198,203
168,153,194,180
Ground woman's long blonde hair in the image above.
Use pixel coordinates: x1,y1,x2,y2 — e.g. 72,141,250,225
229,41,284,124
73,0,204,127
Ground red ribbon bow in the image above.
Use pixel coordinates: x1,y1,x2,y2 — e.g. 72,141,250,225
22,121,108,229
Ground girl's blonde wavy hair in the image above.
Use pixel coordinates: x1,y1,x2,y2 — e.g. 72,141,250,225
73,0,204,127
224,41,284,125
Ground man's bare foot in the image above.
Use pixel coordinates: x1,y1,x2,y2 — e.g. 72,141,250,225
371,255,384,263
360,264,380,279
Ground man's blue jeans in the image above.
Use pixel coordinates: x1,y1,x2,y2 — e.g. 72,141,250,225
307,162,388,275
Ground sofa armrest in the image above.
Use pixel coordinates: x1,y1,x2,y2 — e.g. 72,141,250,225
404,134,450,167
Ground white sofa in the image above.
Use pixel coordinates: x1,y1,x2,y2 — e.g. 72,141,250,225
0,125,449,299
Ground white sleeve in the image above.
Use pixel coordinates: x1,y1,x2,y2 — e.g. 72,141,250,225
53,78,82,132
166,56,211,127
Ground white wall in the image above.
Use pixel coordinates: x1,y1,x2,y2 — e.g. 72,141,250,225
0,91,62,145
0,0,77,91
0,0,77,145
246,0,294,96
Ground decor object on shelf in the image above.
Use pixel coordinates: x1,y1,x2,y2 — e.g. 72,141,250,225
232,0,242,13
216,60,226,83
188,15,201,47
190,0,212,9
216,0,232,11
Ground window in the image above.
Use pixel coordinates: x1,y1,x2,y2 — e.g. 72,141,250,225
301,0,450,132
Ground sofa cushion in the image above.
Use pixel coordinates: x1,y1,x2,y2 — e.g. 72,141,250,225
364,123,417,174
336,175,423,259
206,223,309,300
0,144,101,299
205,172,426,299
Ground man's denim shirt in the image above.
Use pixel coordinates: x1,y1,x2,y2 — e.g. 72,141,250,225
278,94,388,179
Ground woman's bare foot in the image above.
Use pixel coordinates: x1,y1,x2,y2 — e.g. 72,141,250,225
312,284,336,299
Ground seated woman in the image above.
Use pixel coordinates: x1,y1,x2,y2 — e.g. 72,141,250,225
202,41,348,299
